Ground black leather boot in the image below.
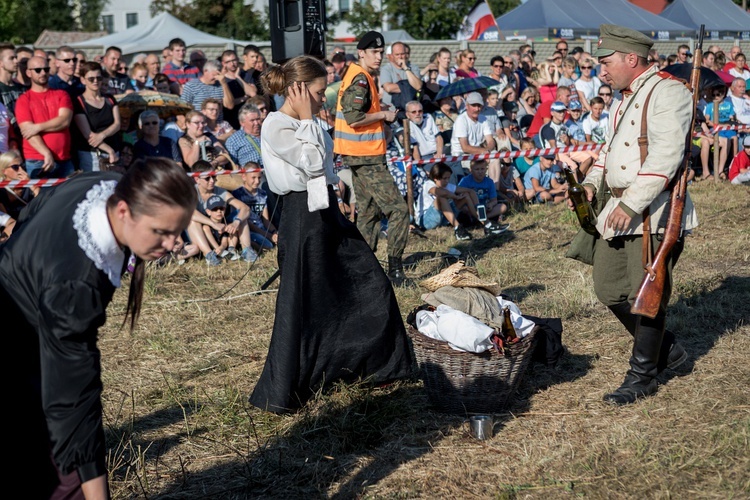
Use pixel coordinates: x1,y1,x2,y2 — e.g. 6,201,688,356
608,302,687,372
387,256,413,287
604,314,665,405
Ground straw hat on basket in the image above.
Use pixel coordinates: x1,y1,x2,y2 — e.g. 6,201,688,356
419,260,502,296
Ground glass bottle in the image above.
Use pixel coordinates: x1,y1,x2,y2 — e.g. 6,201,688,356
501,306,518,342
563,164,598,235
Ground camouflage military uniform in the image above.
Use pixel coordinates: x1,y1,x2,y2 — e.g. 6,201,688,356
340,73,409,258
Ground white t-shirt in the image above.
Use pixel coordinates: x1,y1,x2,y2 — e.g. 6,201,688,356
582,112,610,143
450,112,494,156
414,179,456,219
575,77,602,102
409,113,440,157
0,211,11,228
728,67,750,80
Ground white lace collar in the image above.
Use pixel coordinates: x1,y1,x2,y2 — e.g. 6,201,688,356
72,180,126,287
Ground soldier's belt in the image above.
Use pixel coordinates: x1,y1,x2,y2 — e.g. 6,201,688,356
610,187,626,198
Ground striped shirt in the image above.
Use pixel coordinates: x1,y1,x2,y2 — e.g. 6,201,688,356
180,80,225,119
162,61,201,86
225,130,263,168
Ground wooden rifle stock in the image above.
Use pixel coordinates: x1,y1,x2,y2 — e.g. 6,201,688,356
631,25,704,319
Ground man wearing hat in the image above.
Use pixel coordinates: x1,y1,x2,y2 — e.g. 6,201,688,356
574,24,698,405
333,30,411,286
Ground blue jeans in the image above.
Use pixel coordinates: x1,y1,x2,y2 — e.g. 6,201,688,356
77,151,102,172
420,206,446,230
250,232,274,249
26,159,75,179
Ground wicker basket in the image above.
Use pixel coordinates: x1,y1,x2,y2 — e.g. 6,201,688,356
419,260,502,296
406,323,539,414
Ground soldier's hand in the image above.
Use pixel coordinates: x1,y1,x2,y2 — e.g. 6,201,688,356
606,205,632,233
382,109,397,122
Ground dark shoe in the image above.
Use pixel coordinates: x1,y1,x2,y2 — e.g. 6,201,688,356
603,374,658,405
387,256,413,287
483,220,509,235
454,225,472,241
665,342,688,370
608,302,685,373
604,315,664,406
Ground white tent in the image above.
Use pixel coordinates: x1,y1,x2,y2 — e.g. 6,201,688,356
70,13,264,55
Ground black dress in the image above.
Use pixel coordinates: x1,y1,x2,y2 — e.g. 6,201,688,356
1,172,125,497
249,112,414,414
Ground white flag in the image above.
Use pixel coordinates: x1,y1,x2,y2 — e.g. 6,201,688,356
456,0,498,41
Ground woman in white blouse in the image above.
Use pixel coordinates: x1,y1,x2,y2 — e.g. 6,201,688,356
249,56,413,414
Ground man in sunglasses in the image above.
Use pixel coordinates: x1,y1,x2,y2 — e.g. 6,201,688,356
14,56,74,179
48,45,84,98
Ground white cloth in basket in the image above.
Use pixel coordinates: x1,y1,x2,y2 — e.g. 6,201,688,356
496,297,536,339
415,305,495,353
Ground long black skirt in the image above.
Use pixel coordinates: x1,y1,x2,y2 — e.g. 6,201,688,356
249,187,414,413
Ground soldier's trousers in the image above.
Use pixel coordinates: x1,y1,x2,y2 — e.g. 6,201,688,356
350,162,409,259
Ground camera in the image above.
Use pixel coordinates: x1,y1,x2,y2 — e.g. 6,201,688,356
476,204,487,222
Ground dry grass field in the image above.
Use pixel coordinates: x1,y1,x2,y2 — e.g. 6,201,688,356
99,179,749,499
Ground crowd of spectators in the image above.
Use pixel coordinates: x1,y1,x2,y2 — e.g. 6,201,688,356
1,36,748,251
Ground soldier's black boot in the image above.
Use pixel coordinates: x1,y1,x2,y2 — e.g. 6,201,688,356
387,256,413,287
604,315,664,405
608,302,687,373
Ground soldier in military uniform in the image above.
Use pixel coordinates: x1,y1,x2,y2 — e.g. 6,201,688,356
333,31,411,286
577,25,699,405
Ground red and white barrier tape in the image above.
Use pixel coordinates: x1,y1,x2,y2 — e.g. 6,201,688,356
0,167,262,189
4,123,748,188
387,143,604,166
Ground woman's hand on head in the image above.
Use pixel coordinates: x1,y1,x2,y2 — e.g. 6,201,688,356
287,81,313,120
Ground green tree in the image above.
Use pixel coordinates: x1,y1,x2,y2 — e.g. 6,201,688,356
345,2,384,39
0,0,74,44
487,0,520,19
151,0,269,41
77,0,108,32
383,0,475,40
344,0,520,41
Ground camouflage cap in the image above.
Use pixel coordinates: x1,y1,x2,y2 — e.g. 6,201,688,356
594,24,653,59
357,31,385,51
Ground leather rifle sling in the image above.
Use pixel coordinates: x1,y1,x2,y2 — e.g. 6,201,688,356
638,83,661,270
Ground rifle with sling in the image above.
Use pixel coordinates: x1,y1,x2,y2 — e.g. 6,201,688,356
631,25,705,319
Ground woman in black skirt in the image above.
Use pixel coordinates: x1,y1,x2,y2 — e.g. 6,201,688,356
249,56,414,414
1,159,197,499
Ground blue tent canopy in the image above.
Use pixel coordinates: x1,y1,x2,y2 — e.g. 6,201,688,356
492,0,694,40
659,0,750,41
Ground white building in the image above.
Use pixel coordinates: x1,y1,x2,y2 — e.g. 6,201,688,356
99,0,384,39
99,0,153,34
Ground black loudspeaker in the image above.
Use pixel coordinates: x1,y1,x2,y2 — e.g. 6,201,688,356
269,0,327,64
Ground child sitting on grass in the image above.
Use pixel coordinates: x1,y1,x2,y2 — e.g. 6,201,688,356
495,148,527,210
523,153,567,204
231,162,278,251
457,159,509,235
514,137,536,184
414,162,476,240
203,195,240,260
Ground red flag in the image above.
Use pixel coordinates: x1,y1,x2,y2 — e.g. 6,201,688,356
456,0,498,41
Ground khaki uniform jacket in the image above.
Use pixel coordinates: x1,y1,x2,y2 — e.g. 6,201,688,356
583,65,699,241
